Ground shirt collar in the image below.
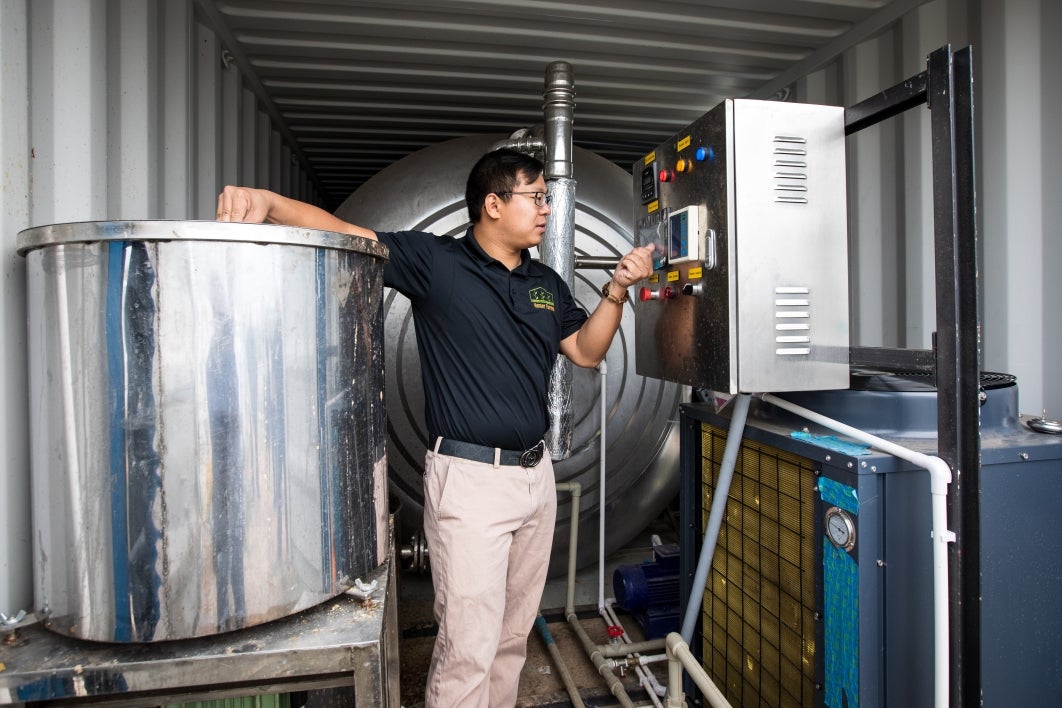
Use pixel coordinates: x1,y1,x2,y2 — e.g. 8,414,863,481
461,226,532,273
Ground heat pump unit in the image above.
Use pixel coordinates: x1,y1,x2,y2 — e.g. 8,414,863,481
679,373,1062,706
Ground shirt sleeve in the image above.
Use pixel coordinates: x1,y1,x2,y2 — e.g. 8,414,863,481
375,230,441,300
557,279,589,339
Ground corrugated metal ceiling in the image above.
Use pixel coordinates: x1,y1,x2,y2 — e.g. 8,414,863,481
197,0,923,207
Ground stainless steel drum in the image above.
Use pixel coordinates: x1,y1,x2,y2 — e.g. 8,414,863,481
18,221,389,643
335,136,683,574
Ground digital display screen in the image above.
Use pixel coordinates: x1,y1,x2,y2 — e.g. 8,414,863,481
640,163,658,204
669,210,689,260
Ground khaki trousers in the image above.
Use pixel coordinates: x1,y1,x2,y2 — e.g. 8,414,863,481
422,441,557,708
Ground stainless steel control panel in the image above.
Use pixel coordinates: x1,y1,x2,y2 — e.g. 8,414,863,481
633,98,850,393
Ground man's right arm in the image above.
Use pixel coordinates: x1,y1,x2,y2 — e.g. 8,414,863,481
215,186,377,241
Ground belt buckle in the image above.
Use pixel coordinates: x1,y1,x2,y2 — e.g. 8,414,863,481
520,441,544,468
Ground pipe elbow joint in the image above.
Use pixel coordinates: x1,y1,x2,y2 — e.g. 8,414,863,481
925,455,953,496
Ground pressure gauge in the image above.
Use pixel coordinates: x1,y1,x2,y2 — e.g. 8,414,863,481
824,506,856,552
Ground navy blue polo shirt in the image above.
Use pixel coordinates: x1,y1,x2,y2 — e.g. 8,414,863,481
376,227,588,451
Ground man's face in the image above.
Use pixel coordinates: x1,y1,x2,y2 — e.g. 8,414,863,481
497,174,551,249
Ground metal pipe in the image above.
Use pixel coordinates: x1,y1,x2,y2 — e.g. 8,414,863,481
541,61,577,459
680,393,752,643
542,61,575,180
759,392,954,708
543,178,576,459
576,255,624,270
489,133,545,155
532,254,632,270
611,653,668,668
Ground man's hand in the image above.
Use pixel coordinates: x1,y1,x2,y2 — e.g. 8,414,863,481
612,245,654,288
216,186,274,223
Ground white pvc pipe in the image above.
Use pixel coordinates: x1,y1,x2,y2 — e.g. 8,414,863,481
598,359,608,611
759,393,954,708
665,632,734,708
602,602,667,703
594,359,671,707
555,482,640,708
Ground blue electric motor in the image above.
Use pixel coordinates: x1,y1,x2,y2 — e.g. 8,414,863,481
612,541,681,639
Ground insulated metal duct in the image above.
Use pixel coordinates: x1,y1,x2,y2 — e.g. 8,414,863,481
542,175,577,459
542,61,577,459
335,135,682,573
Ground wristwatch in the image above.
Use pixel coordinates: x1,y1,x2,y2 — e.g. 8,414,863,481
601,281,629,305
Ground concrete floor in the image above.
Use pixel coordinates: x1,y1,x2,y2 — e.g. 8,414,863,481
396,513,680,707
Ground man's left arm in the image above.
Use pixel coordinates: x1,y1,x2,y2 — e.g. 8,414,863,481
560,246,654,368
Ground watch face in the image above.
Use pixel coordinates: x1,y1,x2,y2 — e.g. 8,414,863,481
824,506,856,551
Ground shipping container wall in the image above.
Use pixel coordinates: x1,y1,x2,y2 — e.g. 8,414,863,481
0,0,323,614
797,0,1061,421
2,0,1059,622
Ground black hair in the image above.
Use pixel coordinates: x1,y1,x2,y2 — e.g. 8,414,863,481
465,148,545,223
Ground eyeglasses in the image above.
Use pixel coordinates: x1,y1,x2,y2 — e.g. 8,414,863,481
498,191,552,207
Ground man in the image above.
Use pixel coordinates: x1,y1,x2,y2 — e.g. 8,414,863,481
217,148,652,707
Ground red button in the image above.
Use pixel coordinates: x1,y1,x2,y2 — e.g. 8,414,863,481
639,286,655,302
658,169,675,183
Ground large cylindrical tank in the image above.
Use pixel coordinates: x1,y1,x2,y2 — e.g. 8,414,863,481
18,221,389,642
335,136,683,572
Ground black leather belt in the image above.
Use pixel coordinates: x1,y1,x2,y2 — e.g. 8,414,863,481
437,439,545,468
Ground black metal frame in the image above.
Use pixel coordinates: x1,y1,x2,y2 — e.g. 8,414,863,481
846,45,981,708
678,45,981,707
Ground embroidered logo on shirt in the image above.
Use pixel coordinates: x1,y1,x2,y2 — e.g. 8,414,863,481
529,286,556,312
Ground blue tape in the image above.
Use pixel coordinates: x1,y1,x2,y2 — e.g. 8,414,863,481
823,538,859,707
818,476,859,515
791,430,871,457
